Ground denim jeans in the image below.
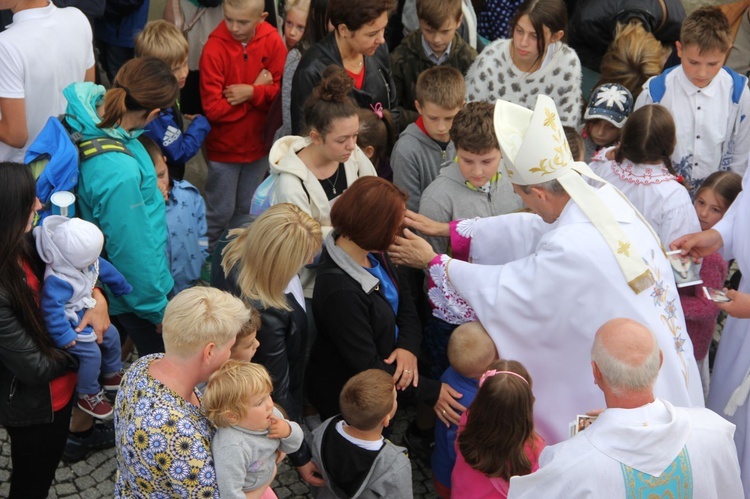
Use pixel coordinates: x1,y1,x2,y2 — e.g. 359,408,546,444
68,324,122,395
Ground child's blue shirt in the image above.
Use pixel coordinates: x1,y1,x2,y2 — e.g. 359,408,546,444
432,366,479,489
165,179,208,295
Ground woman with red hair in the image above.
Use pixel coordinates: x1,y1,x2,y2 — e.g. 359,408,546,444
306,176,465,426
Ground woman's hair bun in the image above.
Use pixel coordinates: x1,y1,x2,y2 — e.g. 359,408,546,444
314,65,354,103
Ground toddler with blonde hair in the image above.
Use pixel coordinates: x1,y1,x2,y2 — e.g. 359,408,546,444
204,360,303,499
431,321,498,497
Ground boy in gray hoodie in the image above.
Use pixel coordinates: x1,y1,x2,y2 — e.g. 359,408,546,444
312,369,412,499
418,102,522,378
392,66,465,212
419,101,523,255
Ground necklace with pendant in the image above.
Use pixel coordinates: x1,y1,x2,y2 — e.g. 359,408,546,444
325,165,342,195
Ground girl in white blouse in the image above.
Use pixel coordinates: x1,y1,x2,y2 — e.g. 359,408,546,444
589,104,700,247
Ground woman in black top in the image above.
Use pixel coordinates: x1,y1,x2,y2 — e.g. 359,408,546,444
291,0,400,134
308,177,466,425
0,163,97,498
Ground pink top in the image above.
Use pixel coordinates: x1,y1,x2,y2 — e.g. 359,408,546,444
451,412,545,498
678,252,727,361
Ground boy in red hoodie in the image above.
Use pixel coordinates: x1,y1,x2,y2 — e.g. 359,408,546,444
200,0,286,250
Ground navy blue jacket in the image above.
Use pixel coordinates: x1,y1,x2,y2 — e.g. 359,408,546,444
144,105,210,172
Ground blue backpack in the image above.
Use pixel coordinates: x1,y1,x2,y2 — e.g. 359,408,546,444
648,66,747,104
249,174,310,216
26,114,132,222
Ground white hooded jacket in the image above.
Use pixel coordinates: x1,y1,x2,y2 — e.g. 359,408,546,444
34,216,103,327
268,136,377,297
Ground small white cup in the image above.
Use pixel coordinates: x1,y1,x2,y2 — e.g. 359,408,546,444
50,191,76,218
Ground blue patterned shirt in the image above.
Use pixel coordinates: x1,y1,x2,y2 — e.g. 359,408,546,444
115,354,219,498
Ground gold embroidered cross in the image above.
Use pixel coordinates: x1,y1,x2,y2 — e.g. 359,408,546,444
617,241,631,257
543,108,557,130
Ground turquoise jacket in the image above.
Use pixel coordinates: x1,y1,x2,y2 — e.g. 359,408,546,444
63,82,173,324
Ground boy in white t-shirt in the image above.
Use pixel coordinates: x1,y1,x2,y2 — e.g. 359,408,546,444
635,6,750,191
0,0,95,162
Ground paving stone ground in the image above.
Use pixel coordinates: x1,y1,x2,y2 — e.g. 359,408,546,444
0,405,438,498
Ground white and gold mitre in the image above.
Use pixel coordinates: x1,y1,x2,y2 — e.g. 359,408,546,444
493,95,656,294
493,94,575,184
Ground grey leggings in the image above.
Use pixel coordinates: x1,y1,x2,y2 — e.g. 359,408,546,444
205,157,268,251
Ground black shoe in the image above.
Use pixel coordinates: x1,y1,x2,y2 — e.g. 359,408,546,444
402,421,435,464
63,422,116,463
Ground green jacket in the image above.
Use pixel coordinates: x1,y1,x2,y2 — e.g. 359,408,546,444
63,82,173,324
390,29,477,125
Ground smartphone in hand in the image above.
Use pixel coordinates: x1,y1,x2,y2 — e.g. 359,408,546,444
703,286,731,303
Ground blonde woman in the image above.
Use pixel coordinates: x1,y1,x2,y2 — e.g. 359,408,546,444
569,0,684,74
216,203,322,422
115,287,251,496
597,21,673,99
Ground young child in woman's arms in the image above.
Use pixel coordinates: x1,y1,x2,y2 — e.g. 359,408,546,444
35,216,132,420
204,361,303,499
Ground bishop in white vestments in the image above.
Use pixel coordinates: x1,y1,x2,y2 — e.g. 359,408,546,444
390,96,704,444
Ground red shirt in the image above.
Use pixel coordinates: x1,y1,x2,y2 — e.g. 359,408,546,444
346,66,366,90
200,20,287,163
23,261,76,412
415,116,429,136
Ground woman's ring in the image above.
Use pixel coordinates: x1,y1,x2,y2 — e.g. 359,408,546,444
404,369,411,374
442,409,447,416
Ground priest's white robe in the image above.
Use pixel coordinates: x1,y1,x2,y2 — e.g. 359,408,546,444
707,180,750,493
507,399,743,499
429,184,704,444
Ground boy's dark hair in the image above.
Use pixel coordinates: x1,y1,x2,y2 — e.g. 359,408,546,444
416,65,465,109
339,369,395,431
328,0,396,32
680,6,731,54
563,126,584,162
457,360,535,480
331,176,407,252
416,0,462,30
449,102,498,154
138,135,162,163
236,306,262,341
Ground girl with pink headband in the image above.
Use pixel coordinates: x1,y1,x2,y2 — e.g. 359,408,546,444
452,360,545,498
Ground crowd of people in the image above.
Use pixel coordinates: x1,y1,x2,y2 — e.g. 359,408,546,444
4,0,750,497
